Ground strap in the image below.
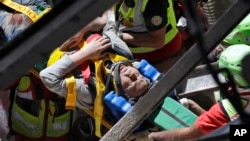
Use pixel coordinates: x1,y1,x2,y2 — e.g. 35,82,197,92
80,61,90,84
94,60,106,137
65,75,77,110
29,68,40,78
1,0,51,22
47,48,65,67
80,107,112,129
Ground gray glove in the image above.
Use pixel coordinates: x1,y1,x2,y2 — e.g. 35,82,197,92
103,21,117,33
103,22,133,60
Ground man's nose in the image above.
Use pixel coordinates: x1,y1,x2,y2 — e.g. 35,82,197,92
130,73,137,81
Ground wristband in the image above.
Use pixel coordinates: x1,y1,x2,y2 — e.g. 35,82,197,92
179,98,189,108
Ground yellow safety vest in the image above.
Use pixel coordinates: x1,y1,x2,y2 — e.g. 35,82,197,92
221,97,250,121
115,0,178,53
11,75,71,138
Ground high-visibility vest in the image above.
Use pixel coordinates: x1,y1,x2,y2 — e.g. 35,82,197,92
11,75,71,138
115,0,178,53
220,89,250,121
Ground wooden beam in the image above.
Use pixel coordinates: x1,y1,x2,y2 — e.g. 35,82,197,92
100,0,250,140
0,0,118,90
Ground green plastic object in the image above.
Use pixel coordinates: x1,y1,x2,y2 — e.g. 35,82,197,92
219,44,250,87
223,14,250,45
34,59,47,72
147,97,198,130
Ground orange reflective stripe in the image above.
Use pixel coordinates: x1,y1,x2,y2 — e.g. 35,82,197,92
65,75,77,110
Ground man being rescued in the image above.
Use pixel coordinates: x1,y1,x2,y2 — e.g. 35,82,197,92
39,30,155,139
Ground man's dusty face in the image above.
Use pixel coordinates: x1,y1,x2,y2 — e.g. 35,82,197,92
119,65,149,98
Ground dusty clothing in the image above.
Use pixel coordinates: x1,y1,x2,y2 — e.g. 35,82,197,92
0,0,51,41
40,55,95,110
195,88,250,134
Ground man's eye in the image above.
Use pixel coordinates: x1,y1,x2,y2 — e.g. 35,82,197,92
124,69,131,75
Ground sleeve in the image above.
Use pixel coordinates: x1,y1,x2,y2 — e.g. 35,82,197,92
195,103,229,134
39,55,93,107
143,0,168,31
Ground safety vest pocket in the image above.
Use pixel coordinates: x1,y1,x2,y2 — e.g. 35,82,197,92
51,96,68,116
11,100,44,138
47,110,71,137
15,95,41,116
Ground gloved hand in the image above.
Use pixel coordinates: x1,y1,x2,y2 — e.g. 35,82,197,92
103,21,117,33
102,23,133,59
103,21,123,39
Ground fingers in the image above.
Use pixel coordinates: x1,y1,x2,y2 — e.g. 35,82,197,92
92,36,111,49
148,132,164,141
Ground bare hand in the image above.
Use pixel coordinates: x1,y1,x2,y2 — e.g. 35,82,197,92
82,36,111,60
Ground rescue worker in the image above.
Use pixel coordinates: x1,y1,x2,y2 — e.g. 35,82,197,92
59,11,108,51
208,13,250,63
59,0,184,73
149,44,250,141
105,0,184,73
6,70,73,141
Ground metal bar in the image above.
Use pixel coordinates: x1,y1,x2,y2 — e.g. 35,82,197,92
100,0,250,140
0,0,118,89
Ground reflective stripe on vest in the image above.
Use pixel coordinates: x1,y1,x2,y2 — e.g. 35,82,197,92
11,76,71,138
46,101,71,137
16,76,34,100
11,99,45,137
12,108,39,130
116,0,178,53
221,98,250,121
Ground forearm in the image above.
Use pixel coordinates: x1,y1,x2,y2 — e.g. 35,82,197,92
40,55,77,97
40,55,93,108
122,31,165,49
188,99,206,116
149,126,204,141
69,48,90,65
82,15,107,34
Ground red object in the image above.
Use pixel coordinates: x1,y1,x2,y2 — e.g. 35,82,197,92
81,33,102,84
133,32,183,63
195,103,228,134
86,33,102,43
